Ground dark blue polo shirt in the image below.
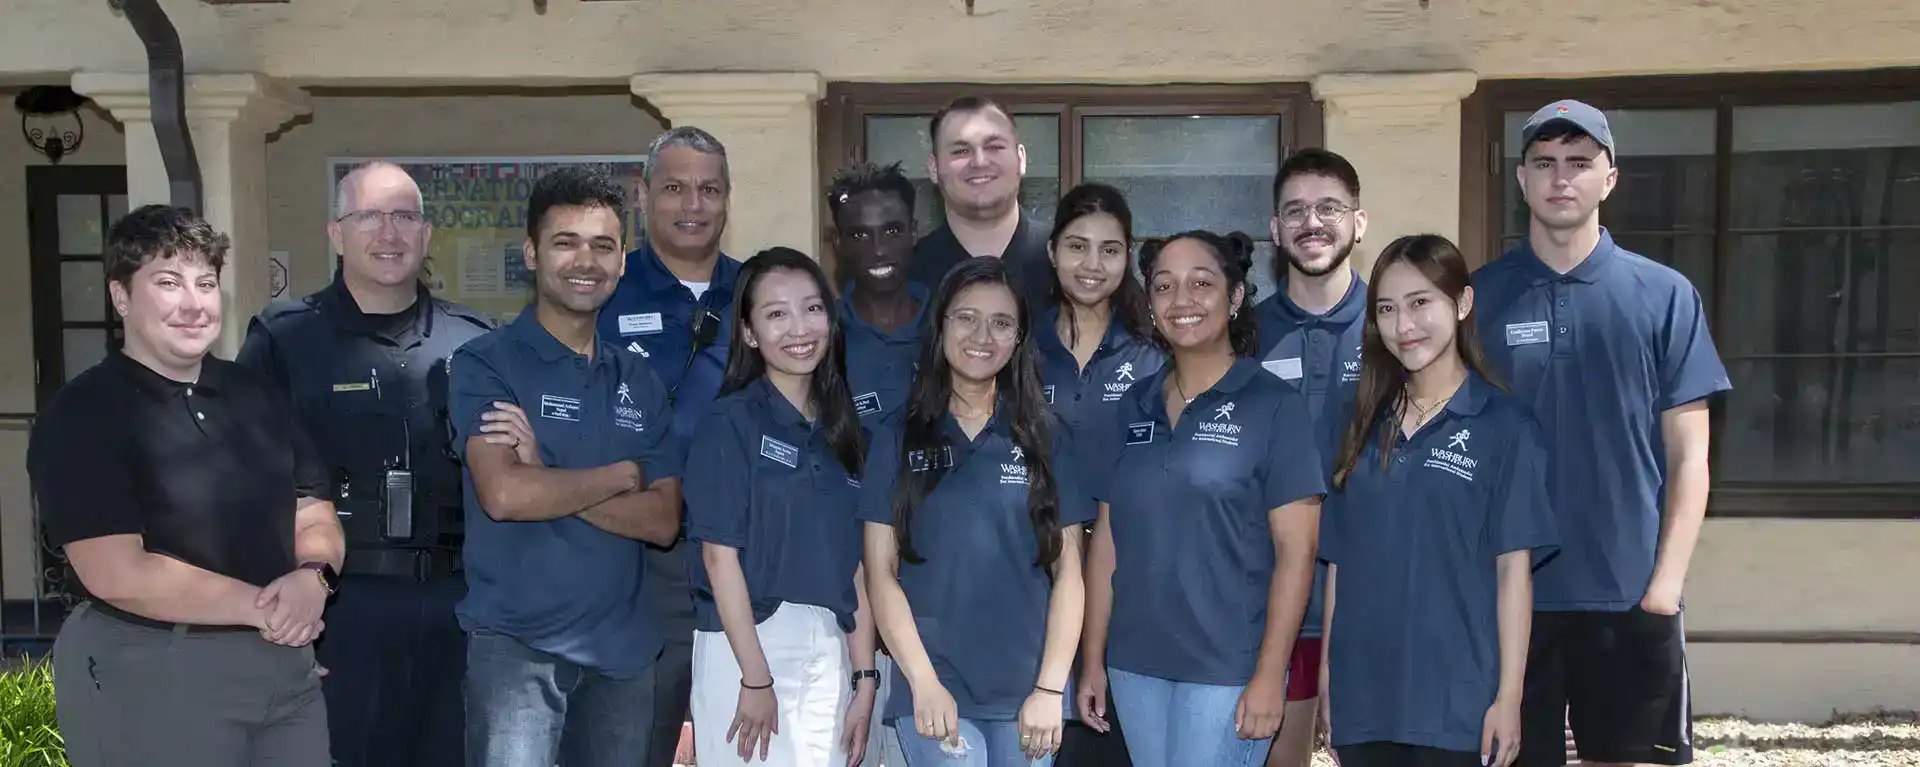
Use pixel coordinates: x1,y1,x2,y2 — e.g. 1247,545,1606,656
684,377,865,634
838,283,930,424
598,243,741,444
858,406,1096,722
1034,305,1166,442
1093,357,1328,686
1252,272,1365,642
450,306,683,679
1472,229,1730,611
1319,374,1559,753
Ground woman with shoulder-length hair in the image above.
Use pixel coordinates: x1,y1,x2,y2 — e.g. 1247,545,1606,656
1036,183,1163,437
1079,230,1326,767
1317,234,1558,767
685,246,880,765
861,256,1094,766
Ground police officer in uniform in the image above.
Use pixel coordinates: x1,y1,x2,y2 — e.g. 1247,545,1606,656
237,161,495,767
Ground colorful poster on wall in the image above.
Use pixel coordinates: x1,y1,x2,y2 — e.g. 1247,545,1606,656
328,156,648,325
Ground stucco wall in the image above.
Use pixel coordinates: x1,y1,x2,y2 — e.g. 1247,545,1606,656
5,0,1918,84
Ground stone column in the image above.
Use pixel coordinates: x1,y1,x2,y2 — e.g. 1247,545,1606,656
1311,71,1479,275
71,72,309,359
630,72,825,261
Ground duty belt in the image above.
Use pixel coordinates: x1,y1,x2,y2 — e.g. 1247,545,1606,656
340,547,460,580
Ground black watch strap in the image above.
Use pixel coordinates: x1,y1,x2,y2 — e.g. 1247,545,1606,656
851,669,880,685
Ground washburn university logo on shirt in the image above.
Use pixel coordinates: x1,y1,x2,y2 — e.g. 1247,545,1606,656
1426,428,1477,481
1000,444,1030,486
1192,401,1243,447
1341,343,1362,383
613,383,646,432
617,383,633,404
1102,362,1137,402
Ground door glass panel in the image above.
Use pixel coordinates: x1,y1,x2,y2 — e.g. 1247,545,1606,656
108,194,129,227
59,261,105,322
864,114,1062,234
57,194,103,255
1082,115,1283,299
62,328,109,380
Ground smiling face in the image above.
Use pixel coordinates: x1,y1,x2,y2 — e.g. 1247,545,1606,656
927,107,1027,218
330,164,430,289
1050,211,1129,309
942,281,1020,387
834,190,916,295
743,267,832,379
111,252,223,370
524,203,626,317
1518,134,1617,232
1272,172,1367,278
1148,238,1244,352
1372,259,1472,375
644,144,730,257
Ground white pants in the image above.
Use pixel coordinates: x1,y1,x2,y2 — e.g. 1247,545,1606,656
693,602,851,766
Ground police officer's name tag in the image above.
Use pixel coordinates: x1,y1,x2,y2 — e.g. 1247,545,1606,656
907,446,954,472
617,313,664,336
1505,321,1551,346
1126,422,1155,445
853,392,882,416
760,435,800,468
539,394,582,422
1261,357,1304,381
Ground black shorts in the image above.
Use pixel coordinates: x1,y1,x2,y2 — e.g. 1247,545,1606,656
1518,607,1693,766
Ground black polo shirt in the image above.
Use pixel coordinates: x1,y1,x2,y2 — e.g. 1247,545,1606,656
27,353,332,595
911,208,1054,311
236,276,495,550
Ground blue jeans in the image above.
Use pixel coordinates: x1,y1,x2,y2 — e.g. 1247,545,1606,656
1106,668,1272,767
896,718,1054,767
464,630,656,767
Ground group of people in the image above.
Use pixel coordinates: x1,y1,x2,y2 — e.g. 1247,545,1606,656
29,93,1728,767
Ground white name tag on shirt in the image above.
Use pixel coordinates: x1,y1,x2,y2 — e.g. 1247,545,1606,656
617,313,664,336
1505,321,1551,347
853,392,882,416
1043,385,1056,405
539,394,582,422
1126,422,1155,445
760,435,799,468
1262,357,1304,381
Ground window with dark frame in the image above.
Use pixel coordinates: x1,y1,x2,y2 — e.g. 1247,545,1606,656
818,84,1323,302
1461,71,1920,519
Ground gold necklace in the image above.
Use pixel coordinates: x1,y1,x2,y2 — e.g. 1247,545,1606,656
1403,380,1461,429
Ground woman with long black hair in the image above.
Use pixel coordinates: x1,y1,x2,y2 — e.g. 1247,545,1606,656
1318,235,1558,767
1035,183,1163,438
685,247,879,765
861,256,1092,766
1079,230,1326,767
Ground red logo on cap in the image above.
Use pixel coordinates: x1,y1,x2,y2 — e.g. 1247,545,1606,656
1556,105,1570,115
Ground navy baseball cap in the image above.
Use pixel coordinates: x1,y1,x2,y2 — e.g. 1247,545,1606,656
1521,99,1615,156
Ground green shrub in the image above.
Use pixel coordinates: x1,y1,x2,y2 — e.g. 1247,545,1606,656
0,657,66,767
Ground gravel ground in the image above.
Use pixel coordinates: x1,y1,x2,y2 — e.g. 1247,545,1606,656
1305,712,1920,767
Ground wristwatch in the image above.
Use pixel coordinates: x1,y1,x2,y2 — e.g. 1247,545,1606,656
300,561,340,595
851,669,880,686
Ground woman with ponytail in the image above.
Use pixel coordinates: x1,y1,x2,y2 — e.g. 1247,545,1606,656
1078,230,1326,766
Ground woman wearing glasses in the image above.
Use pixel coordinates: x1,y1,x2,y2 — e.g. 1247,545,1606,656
1080,231,1326,767
862,257,1091,766
684,248,878,765
1318,235,1557,767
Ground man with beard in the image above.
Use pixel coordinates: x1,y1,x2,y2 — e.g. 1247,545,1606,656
910,95,1054,311
237,161,494,767
452,165,686,767
597,127,739,766
829,160,927,426
1252,147,1370,767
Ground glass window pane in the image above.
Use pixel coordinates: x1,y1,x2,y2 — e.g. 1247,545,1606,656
863,114,1061,235
62,328,108,381
107,194,129,227
57,194,102,255
59,261,105,322
1720,357,1920,484
1724,232,1919,357
1501,109,1716,242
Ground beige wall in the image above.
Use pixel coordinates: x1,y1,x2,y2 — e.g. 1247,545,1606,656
0,95,125,600
6,0,1918,83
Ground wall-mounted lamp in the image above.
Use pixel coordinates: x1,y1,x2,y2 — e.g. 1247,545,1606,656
15,86,88,164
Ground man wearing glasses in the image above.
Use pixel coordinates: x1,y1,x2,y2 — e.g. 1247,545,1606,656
1252,148,1370,767
238,161,496,767
596,126,738,767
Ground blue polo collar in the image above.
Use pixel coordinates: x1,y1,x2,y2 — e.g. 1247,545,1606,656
1518,227,1619,285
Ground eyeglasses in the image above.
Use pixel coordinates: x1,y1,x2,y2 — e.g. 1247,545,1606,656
945,310,1019,341
1277,201,1354,229
337,209,427,233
